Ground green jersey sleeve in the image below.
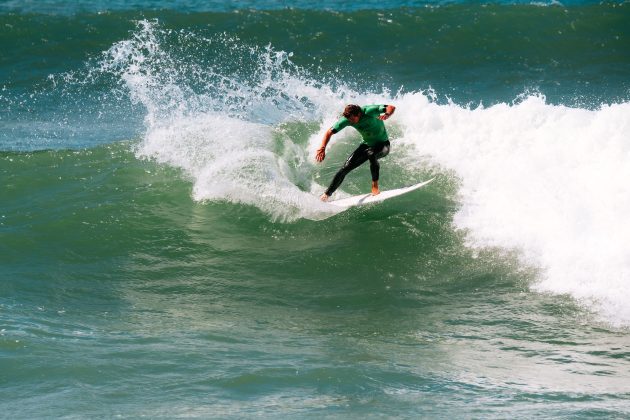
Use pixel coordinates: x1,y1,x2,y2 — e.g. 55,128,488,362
362,104,387,117
331,117,350,133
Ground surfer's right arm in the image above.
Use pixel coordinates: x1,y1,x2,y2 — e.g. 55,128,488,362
317,117,350,162
316,128,334,162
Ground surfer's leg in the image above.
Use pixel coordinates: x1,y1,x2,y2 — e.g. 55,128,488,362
368,141,390,181
368,154,381,195
369,157,380,181
367,141,390,195
325,144,370,196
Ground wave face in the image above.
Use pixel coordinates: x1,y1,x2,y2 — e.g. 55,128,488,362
2,3,630,418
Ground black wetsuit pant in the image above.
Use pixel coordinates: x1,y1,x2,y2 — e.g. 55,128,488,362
325,140,390,196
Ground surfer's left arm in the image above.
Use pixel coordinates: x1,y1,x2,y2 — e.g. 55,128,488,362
378,105,396,121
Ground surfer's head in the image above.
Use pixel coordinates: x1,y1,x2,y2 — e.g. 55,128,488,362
343,104,362,124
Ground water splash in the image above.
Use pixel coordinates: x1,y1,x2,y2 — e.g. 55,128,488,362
96,20,355,220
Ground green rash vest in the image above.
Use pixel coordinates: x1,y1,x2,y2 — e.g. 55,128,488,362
331,105,389,147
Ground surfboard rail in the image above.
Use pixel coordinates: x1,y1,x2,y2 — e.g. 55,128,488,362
328,178,435,208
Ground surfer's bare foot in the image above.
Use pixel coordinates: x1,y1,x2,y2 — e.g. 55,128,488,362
320,193,329,202
371,181,380,196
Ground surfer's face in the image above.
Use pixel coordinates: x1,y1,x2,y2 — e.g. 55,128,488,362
348,114,361,124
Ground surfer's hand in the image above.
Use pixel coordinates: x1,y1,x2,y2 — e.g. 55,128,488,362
378,113,391,121
315,147,326,162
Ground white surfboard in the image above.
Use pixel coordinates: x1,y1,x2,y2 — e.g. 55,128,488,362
328,178,435,208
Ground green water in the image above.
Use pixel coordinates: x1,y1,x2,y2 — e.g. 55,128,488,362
3,145,630,417
2,2,630,418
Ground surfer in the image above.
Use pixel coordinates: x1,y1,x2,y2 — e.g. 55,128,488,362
316,104,396,201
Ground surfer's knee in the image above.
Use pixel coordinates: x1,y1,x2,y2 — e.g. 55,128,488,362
377,143,390,159
339,164,352,175
382,145,390,157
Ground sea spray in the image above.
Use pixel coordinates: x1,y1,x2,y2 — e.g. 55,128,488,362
98,20,349,220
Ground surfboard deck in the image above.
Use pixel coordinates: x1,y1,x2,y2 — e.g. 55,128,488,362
327,178,435,208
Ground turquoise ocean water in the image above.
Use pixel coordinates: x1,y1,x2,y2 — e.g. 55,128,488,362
2,1,630,417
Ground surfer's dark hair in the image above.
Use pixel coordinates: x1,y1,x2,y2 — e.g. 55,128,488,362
343,104,362,118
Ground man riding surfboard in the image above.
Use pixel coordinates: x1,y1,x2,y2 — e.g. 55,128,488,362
316,104,396,201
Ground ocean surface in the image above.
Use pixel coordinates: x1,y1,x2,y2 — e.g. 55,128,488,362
2,0,630,417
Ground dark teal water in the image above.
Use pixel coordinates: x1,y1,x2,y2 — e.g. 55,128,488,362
2,2,630,418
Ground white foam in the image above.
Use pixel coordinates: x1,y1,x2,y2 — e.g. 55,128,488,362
137,114,339,221
395,92,630,326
